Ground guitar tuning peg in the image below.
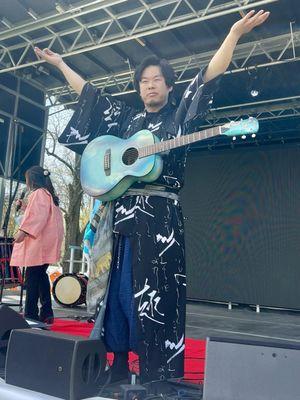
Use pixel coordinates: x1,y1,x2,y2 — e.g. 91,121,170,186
232,136,237,141
242,135,246,140
251,133,256,138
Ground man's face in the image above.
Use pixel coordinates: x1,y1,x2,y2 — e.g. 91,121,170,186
139,65,173,112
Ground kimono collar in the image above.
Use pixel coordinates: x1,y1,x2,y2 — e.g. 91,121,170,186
144,100,176,118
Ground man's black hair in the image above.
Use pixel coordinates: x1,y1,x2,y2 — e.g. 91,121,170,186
134,56,176,93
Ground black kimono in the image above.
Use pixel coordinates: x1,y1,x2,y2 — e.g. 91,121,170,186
59,70,219,382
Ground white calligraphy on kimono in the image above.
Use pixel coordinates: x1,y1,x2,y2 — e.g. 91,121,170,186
156,229,179,257
103,98,121,131
115,196,154,224
135,278,165,325
165,334,185,364
67,127,89,143
148,121,162,132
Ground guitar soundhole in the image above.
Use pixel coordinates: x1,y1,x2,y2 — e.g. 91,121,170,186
122,147,139,165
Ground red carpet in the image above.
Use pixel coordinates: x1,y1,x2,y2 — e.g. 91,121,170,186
50,318,206,384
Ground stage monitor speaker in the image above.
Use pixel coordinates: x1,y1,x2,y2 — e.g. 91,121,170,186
0,305,30,370
203,337,300,400
5,329,107,400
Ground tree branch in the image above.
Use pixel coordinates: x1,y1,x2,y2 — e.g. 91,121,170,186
45,147,74,173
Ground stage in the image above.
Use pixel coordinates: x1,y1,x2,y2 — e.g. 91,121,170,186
2,289,300,399
4,287,300,346
186,301,300,345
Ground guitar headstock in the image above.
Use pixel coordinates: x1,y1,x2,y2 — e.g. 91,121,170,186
221,117,259,138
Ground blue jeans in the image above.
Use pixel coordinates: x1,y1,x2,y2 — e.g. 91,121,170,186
103,236,137,352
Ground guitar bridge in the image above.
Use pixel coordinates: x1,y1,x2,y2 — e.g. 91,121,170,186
104,149,111,176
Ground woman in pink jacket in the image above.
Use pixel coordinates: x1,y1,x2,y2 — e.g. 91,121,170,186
10,166,64,323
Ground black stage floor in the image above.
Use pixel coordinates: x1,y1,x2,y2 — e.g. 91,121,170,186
186,301,300,346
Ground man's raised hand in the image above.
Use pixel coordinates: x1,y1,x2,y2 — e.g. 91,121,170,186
34,47,63,68
230,10,270,39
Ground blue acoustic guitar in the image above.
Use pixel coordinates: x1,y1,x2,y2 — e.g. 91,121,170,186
81,117,259,201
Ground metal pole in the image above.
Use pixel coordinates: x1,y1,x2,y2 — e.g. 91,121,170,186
69,246,75,274
0,178,6,233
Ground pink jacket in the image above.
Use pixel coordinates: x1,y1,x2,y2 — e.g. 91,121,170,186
10,188,64,267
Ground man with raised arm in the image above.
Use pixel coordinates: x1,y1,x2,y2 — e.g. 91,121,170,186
35,10,269,383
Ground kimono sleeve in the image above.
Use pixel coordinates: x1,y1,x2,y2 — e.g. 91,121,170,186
19,189,51,239
58,83,133,154
175,67,221,131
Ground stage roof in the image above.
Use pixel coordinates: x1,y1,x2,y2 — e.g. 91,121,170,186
0,0,300,139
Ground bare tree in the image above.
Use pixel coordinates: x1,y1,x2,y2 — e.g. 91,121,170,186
45,108,89,273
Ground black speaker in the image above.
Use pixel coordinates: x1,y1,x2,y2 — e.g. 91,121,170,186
203,337,300,400
5,329,107,400
0,305,30,370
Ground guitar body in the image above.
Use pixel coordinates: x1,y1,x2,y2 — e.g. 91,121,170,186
80,117,259,200
80,129,164,201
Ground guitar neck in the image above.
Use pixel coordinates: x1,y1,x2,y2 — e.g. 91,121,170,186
139,125,222,158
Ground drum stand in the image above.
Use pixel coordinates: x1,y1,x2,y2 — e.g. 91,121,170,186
0,268,25,310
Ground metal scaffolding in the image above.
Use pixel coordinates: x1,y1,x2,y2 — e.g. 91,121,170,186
0,0,298,124
0,0,279,74
45,29,300,108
